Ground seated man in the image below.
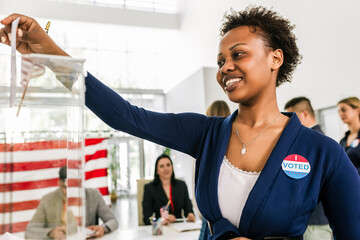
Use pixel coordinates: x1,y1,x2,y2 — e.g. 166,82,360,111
25,166,118,239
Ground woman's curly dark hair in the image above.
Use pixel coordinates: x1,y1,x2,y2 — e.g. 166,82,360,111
220,6,302,87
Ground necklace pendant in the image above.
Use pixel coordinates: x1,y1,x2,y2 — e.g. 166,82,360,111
241,146,246,155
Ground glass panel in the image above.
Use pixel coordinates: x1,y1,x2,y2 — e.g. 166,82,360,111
118,142,129,196
0,53,86,239
110,139,141,196
143,140,164,179
128,139,140,195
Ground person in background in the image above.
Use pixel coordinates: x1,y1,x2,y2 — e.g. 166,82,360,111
142,154,195,225
206,100,231,117
285,97,323,134
338,97,360,175
285,97,333,240
198,100,231,240
25,166,118,239
2,6,360,239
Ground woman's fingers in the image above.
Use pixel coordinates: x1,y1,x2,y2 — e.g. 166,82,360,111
167,214,176,222
1,14,32,28
0,13,21,25
0,21,11,45
1,14,38,43
187,213,196,222
0,28,9,45
0,14,24,47
17,28,31,43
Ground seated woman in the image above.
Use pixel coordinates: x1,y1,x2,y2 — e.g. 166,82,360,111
142,154,195,225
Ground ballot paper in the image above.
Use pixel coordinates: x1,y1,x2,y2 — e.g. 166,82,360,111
10,17,20,108
21,54,85,90
166,221,202,232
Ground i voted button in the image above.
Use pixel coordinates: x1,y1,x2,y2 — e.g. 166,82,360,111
282,154,310,179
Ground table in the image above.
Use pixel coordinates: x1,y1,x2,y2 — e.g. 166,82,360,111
101,223,201,240
0,222,201,240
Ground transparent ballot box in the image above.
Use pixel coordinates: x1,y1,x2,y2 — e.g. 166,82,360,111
0,53,87,239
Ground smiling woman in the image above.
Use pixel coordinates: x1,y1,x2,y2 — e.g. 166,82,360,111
1,5,360,239
142,154,195,225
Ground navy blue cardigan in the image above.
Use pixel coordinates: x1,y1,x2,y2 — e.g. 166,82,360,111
307,125,328,226
85,73,360,239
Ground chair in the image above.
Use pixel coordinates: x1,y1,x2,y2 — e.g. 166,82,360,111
136,179,152,226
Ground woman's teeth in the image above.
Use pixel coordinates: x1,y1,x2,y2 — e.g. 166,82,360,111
225,78,242,87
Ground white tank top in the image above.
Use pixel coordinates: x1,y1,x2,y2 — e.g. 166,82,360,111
218,156,260,228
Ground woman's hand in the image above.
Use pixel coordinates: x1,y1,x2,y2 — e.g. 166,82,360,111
230,238,251,240
159,207,176,224
0,13,68,56
186,212,196,222
165,214,176,224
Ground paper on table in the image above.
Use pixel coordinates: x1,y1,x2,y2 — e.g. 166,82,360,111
0,232,24,240
174,218,185,223
166,221,202,232
10,17,20,108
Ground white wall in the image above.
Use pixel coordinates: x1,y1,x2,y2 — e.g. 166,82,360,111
319,107,349,142
165,69,208,199
166,68,206,114
177,0,360,111
166,67,238,114
203,67,238,113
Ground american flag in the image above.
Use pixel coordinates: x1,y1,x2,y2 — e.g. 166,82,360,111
0,137,110,235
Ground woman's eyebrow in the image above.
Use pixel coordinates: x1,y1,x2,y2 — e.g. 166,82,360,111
218,43,246,56
230,43,246,51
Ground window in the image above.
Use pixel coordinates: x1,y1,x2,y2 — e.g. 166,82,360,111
48,0,178,13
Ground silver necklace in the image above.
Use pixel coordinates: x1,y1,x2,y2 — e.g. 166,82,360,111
235,112,281,155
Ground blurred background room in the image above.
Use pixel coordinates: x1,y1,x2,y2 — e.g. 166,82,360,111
0,0,359,238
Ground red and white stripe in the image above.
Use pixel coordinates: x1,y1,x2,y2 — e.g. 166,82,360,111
0,138,109,234
84,138,110,202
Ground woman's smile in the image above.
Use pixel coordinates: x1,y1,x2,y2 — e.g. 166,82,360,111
223,77,243,92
